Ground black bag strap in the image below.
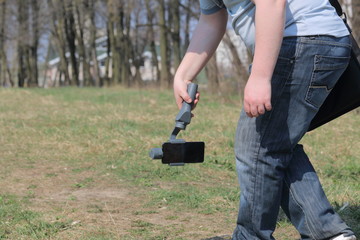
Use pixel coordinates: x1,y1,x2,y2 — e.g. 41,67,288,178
329,0,343,17
328,0,360,63
329,0,350,32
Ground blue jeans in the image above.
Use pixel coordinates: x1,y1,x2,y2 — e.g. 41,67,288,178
232,36,354,240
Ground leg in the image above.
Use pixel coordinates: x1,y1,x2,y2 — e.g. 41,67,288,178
232,36,353,240
281,144,353,240
233,110,287,240
233,37,300,239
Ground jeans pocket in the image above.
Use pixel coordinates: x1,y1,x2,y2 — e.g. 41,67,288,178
305,55,350,108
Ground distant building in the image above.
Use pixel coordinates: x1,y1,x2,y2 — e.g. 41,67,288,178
45,36,110,86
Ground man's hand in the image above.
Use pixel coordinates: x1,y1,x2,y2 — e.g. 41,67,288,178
243,76,272,118
174,79,200,110
172,9,226,111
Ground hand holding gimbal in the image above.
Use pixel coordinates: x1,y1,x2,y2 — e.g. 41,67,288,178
149,83,205,166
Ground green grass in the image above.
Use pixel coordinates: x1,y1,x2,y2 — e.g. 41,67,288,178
0,87,359,239
0,194,72,239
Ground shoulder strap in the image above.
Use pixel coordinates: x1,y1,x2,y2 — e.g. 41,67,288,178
329,0,343,17
328,0,360,69
329,0,351,32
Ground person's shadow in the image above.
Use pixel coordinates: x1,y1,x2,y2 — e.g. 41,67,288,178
201,235,232,240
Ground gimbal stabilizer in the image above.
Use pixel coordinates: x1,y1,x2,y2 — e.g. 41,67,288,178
149,83,205,166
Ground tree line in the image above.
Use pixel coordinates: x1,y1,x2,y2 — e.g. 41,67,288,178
0,0,359,93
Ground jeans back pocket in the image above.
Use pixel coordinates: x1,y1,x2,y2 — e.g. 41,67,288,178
305,55,350,108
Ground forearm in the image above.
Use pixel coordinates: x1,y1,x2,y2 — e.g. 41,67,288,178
250,0,286,81
174,9,228,84
243,0,286,117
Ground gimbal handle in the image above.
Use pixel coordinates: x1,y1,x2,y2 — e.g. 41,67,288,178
174,83,198,130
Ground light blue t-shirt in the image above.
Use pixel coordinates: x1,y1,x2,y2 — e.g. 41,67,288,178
200,0,349,54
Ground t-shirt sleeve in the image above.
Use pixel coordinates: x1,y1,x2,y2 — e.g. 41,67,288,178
199,0,226,15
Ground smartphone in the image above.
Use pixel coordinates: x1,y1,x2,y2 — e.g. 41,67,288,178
161,142,205,164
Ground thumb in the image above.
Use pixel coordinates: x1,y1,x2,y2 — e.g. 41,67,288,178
181,92,192,104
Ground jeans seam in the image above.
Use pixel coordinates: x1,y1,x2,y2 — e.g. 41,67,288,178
284,178,318,240
250,140,261,236
299,37,352,49
305,55,318,108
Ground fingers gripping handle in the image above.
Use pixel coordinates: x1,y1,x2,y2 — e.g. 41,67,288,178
175,83,198,130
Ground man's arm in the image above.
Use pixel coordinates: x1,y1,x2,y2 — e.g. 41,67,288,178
244,0,286,117
173,9,228,109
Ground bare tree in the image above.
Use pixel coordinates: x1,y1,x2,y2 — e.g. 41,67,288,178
105,19,112,85
119,2,132,87
171,0,181,70
106,0,129,85
1,0,258,92
29,0,40,86
157,0,171,88
205,53,220,94
63,0,79,86
131,1,148,87
0,0,13,87
179,1,200,52
48,0,71,86
145,0,160,83
351,0,360,44
88,0,101,86
222,32,249,95
16,0,32,87
74,0,92,86
183,0,192,53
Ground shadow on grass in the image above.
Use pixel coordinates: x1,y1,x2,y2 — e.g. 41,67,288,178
201,235,232,240
336,203,360,236
277,202,360,237
202,203,360,240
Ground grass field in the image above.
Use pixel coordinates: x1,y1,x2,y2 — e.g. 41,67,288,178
0,87,359,240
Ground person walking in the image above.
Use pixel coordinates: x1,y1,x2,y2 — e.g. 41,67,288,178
173,0,357,239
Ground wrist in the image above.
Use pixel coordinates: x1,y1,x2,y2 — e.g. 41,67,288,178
174,75,192,85
248,72,272,83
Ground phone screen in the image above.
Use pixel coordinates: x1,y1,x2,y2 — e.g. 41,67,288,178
162,142,205,164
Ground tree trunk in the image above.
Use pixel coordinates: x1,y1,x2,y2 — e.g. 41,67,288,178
17,0,28,87
205,53,220,94
145,0,159,82
49,0,71,86
42,40,52,88
222,32,249,95
351,0,360,44
132,6,143,87
74,0,92,87
24,46,32,87
107,0,121,84
105,23,112,85
30,0,39,86
89,0,101,86
171,0,181,70
183,0,191,53
63,1,79,86
0,0,11,87
119,6,132,87
157,0,171,88
0,0,12,87
0,0,4,87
